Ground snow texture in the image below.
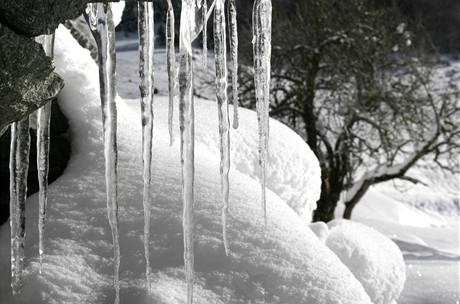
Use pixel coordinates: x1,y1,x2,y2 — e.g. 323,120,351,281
326,220,406,304
0,27,372,304
308,222,329,242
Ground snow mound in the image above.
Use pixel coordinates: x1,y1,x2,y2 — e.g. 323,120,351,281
326,220,406,304
308,222,329,242
0,27,370,303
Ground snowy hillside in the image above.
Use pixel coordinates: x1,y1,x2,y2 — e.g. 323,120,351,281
0,13,458,303
0,27,379,304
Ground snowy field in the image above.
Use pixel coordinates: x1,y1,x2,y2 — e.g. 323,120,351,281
0,20,459,304
116,31,460,304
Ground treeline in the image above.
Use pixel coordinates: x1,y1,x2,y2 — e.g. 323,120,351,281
116,0,460,53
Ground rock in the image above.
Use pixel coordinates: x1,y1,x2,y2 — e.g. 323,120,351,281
0,0,120,37
0,24,64,133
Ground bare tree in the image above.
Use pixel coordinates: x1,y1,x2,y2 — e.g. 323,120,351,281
239,0,460,222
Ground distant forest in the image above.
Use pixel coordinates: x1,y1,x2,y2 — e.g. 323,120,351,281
116,0,460,54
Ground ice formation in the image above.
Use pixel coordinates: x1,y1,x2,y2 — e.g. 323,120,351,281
85,4,120,304
213,0,231,255
201,0,208,67
166,0,177,146
252,0,272,225
36,34,55,272
178,1,196,303
138,1,155,292
9,118,30,294
6,1,277,302
228,0,239,129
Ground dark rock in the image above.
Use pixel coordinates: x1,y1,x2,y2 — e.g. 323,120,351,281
0,24,64,134
65,16,98,62
0,0,102,37
0,101,71,226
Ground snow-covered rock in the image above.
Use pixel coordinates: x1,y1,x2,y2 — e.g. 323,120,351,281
326,220,406,304
0,27,371,304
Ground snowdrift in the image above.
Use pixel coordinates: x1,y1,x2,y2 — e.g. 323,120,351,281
326,220,406,304
0,27,372,304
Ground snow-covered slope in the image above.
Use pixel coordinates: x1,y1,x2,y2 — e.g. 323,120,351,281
0,27,370,304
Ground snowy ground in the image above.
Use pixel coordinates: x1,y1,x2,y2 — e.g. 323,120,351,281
1,28,371,304
116,35,460,303
0,24,458,303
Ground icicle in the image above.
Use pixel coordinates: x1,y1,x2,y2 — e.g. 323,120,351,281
85,4,120,304
214,0,230,255
166,0,177,146
138,1,154,294
202,0,208,67
179,1,196,303
252,0,272,225
9,118,31,294
36,34,55,273
228,0,239,129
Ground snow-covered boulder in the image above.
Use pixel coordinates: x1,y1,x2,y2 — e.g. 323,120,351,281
0,27,371,303
326,220,406,304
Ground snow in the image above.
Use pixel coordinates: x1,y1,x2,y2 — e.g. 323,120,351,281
115,34,322,221
308,222,329,242
0,27,370,304
326,220,406,304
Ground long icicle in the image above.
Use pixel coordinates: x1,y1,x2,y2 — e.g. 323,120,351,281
214,0,230,255
138,1,154,294
179,1,195,303
9,117,31,294
228,0,239,129
85,4,120,303
166,0,177,146
252,0,272,225
202,0,208,67
37,33,55,273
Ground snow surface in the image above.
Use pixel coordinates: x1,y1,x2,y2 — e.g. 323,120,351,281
308,222,329,242
326,220,406,304
0,27,369,304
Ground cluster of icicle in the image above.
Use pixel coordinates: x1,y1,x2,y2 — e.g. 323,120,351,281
9,33,54,294
8,1,272,304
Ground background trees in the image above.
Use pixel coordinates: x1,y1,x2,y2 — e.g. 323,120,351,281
115,0,460,222
238,0,460,222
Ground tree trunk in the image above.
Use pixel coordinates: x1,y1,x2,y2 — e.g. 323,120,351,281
342,181,371,219
312,174,342,222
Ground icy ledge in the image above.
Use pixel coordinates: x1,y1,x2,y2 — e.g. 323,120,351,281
1,27,369,304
